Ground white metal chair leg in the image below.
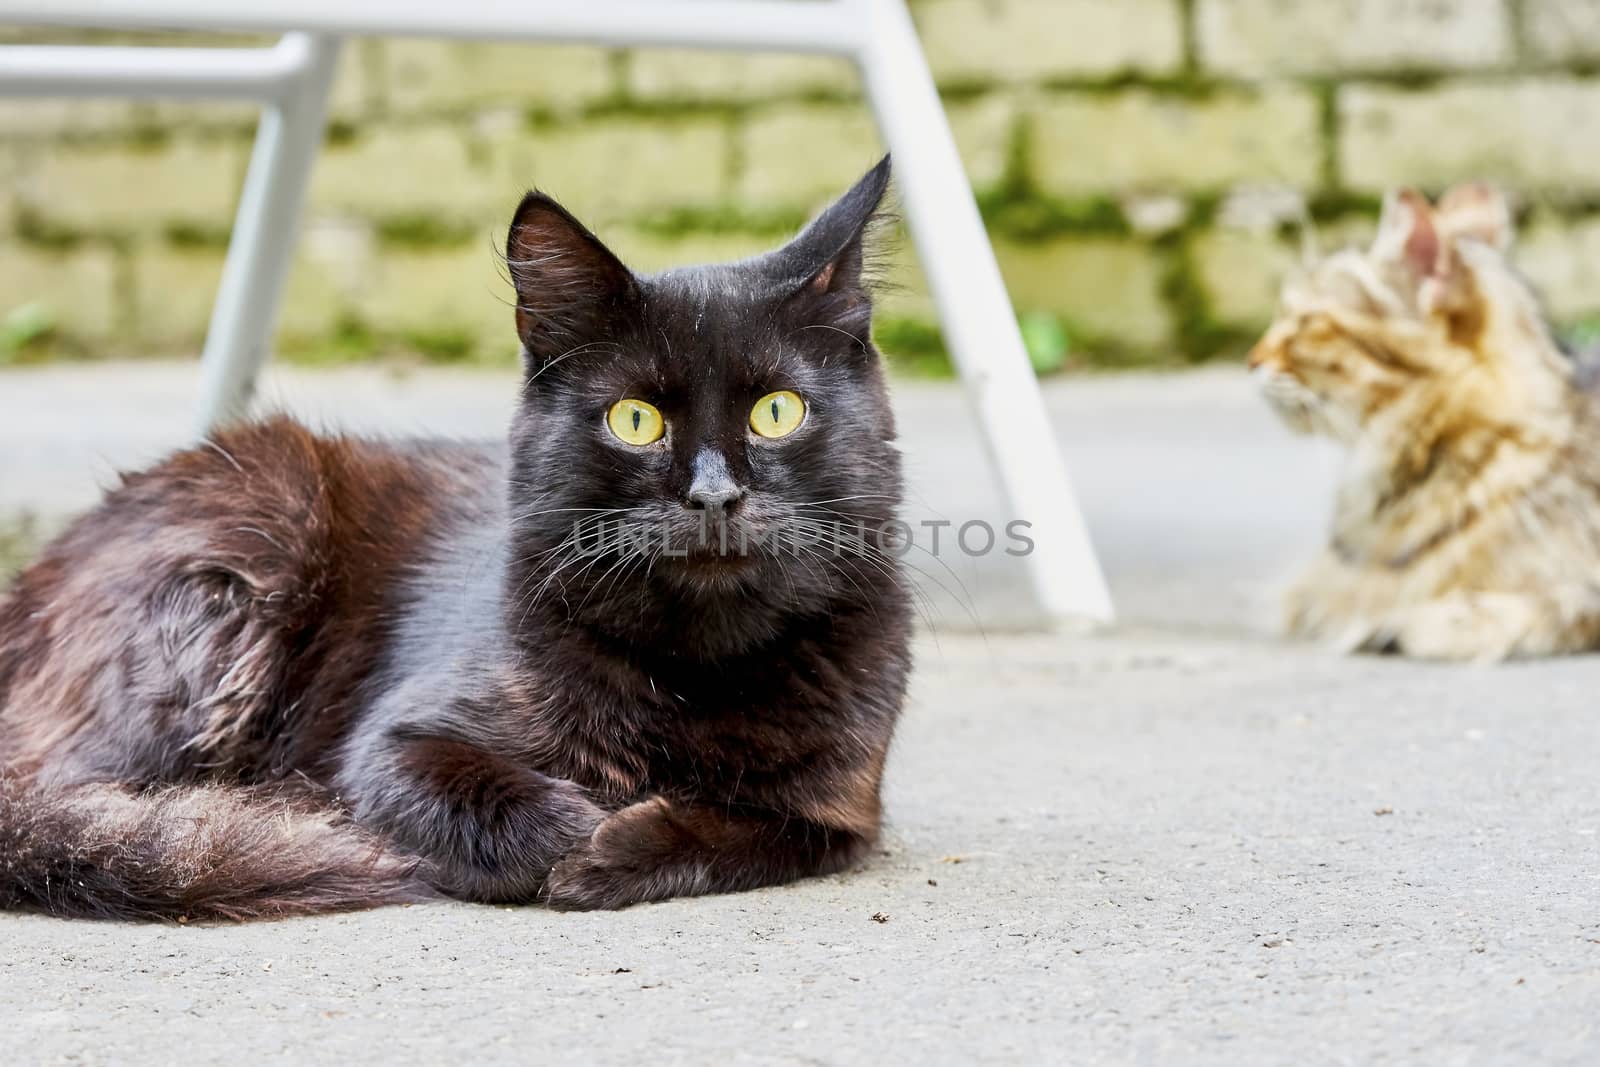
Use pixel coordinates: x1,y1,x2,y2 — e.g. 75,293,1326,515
854,0,1114,623
192,33,341,434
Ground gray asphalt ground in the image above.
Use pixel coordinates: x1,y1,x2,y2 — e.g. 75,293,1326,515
2,363,1596,1065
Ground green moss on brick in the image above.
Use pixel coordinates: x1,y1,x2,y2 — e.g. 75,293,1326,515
1362,69,1451,91
1177,0,1200,74
163,219,232,249
980,194,1130,240
14,207,92,252
873,313,1183,375
926,77,997,102
872,317,953,378
607,49,632,101
630,205,810,239
974,119,1130,240
614,86,862,113
526,92,739,130
1157,235,1257,363
1306,190,1383,223
125,124,174,152
576,98,743,124
324,119,360,147
1035,70,1230,100
1314,80,1341,191
1506,0,1530,62
375,213,477,249
280,313,378,365
1519,191,1600,216
1183,192,1223,231
403,325,477,362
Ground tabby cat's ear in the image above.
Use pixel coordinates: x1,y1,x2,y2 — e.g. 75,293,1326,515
1373,188,1445,280
1372,189,1484,324
769,156,892,334
1437,182,1513,251
505,192,637,367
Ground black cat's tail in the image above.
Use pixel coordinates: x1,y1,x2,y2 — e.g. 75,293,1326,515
0,776,433,921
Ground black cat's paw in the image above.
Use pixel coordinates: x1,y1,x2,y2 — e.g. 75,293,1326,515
543,797,706,910
542,848,635,911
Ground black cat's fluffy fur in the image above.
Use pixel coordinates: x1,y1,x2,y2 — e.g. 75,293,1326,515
0,158,911,920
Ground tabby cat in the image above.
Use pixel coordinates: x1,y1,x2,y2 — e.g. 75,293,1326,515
0,159,911,919
1250,183,1600,660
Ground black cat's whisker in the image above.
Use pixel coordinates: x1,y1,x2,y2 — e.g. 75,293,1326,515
511,514,643,624
509,520,607,555
878,554,971,644
790,494,900,509
774,535,880,624
599,548,658,614
767,539,829,614
525,340,625,382
547,519,657,605
776,519,940,634
519,524,626,608
788,504,984,633
798,471,957,525
486,505,644,610
505,504,648,536
787,505,972,588
509,506,650,559
552,530,661,633
573,533,656,617
847,537,975,638
513,546,585,628
780,517,961,638
792,322,870,354
520,546,606,627
820,540,940,638
507,523,603,597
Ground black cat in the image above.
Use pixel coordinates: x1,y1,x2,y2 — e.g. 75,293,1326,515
0,158,911,919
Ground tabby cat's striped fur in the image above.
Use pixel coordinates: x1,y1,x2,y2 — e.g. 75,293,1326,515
1249,184,1600,661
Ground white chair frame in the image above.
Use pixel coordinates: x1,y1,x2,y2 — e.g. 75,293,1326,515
0,0,1114,623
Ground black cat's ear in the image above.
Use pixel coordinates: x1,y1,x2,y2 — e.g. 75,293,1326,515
769,156,891,331
505,192,637,367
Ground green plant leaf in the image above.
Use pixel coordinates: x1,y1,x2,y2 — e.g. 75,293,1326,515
0,301,57,361
1019,311,1070,374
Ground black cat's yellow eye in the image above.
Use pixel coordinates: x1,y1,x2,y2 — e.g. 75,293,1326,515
607,399,665,446
750,390,806,439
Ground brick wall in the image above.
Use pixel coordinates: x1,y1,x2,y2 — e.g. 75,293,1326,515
3,0,1600,372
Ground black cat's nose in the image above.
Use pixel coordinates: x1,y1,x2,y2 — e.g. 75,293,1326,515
686,451,745,512
688,484,743,512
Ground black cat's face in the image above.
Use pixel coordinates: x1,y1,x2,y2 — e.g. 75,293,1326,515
504,159,902,638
